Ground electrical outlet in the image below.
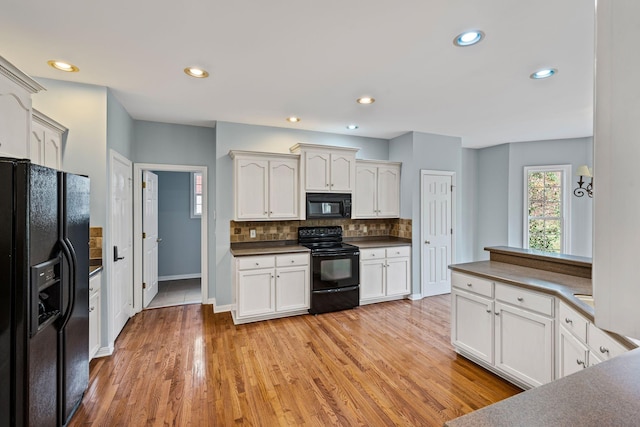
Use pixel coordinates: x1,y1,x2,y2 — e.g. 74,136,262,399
363,226,368,233
250,229,256,238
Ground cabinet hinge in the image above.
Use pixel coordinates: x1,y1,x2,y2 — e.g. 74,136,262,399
142,181,147,189
451,185,454,192
142,232,146,239
143,282,147,289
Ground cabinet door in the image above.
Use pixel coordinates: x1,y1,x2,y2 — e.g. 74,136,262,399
237,269,275,317
354,165,377,218
89,291,100,359
386,256,410,296
305,152,330,191
451,289,494,364
330,152,355,192
557,325,588,379
276,266,309,312
0,93,30,158
495,302,554,387
269,159,298,219
43,129,62,169
236,158,269,219
360,259,385,301
30,122,44,165
376,166,400,217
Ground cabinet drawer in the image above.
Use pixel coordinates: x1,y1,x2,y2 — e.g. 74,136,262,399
360,248,386,260
276,253,309,267
495,283,554,316
237,255,275,270
451,272,493,298
386,246,410,258
89,272,102,297
558,301,588,342
588,323,627,360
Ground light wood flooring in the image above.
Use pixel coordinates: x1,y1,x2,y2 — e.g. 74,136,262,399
70,296,521,426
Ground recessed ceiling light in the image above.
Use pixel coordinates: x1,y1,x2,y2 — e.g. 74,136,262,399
184,67,209,78
530,68,557,79
357,97,375,105
47,60,79,72
346,124,359,130
453,30,485,47
286,116,301,123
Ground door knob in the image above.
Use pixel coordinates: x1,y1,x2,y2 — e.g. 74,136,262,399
113,246,125,261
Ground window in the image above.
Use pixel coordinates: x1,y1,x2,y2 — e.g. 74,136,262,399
523,165,571,253
191,172,203,218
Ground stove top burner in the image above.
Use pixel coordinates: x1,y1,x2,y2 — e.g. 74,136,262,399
298,226,359,255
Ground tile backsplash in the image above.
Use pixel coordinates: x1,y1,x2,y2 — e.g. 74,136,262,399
89,227,103,265
230,218,412,242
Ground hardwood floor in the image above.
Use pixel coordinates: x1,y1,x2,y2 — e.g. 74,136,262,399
70,296,521,426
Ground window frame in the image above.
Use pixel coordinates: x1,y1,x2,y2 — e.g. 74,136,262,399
190,172,203,218
522,165,571,253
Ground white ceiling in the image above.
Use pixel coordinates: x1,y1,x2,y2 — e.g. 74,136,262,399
0,0,595,148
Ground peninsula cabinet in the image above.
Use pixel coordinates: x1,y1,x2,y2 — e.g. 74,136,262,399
89,271,102,360
232,253,310,324
0,56,44,159
451,272,554,389
354,160,401,218
30,109,65,169
290,143,358,193
360,246,411,305
229,151,299,221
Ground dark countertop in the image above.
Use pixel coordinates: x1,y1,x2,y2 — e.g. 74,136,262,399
486,245,592,267
230,241,311,257
445,347,640,427
89,265,103,277
345,237,412,249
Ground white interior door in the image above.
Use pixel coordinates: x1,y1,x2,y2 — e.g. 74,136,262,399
421,171,454,297
111,151,133,340
142,171,159,307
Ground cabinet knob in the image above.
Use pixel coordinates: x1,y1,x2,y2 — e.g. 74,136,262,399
494,312,500,316
264,211,267,214
277,275,280,278
466,283,472,287
326,184,329,187
89,306,95,312
331,183,334,187
291,260,295,263
255,263,260,266
565,318,573,324
89,287,94,292
486,309,492,313
599,346,610,354
517,297,524,302
576,359,585,366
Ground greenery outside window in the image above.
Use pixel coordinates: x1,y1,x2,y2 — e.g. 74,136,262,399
191,172,203,218
523,165,571,253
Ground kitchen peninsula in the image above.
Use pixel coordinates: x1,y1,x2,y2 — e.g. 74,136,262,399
446,246,640,426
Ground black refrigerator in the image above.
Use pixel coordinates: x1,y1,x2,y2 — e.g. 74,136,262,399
0,157,90,427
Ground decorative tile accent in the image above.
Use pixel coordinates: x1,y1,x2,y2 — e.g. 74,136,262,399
89,226,103,265
230,218,412,242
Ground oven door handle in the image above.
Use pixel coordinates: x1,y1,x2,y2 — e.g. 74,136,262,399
313,285,359,294
312,251,359,257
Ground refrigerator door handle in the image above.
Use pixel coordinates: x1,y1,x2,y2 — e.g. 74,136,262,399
58,239,77,329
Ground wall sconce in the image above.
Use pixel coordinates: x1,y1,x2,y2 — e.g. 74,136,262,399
574,165,593,198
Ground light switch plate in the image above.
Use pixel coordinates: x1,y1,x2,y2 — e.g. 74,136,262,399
250,229,256,238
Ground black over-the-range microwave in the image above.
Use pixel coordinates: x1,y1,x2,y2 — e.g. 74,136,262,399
306,193,351,219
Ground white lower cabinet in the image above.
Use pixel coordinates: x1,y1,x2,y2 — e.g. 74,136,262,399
451,272,554,389
359,246,410,305
88,271,102,360
233,253,309,324
556,301,629,377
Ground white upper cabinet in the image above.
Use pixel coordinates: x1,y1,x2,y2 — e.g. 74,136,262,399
31,109,66,170
290,143,358,193
354,160,401,218
593,0,640,338
230,151,299,221
0,56,45,159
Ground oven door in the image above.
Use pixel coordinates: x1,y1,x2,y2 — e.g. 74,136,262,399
311,251,359,291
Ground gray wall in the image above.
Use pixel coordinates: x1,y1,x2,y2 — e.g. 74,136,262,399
132,120,216,297
107,89,134,160
389,131,466,294
476,144,510,259
474,137,593,259
155,171,202,278
215,121,389,306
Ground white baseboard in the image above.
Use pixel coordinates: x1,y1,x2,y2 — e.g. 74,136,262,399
213,302,234,313
93,344,114,359
158,273,201,282
408,293,423,300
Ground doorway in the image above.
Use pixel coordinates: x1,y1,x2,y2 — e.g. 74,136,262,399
420,170,455,297
132,163,208,315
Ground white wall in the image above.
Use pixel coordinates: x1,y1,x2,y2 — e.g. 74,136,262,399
215,121,389,306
